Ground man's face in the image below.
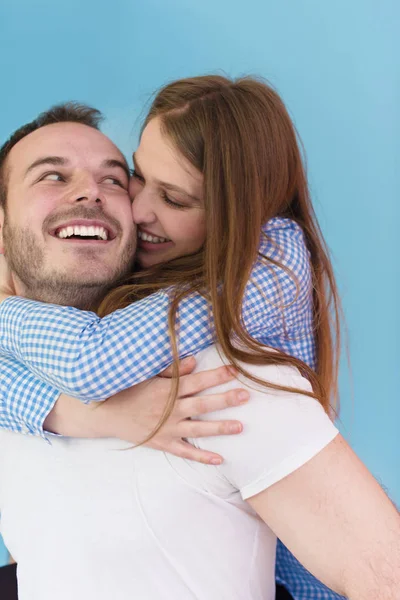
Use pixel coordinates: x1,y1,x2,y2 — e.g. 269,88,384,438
0,122,136,307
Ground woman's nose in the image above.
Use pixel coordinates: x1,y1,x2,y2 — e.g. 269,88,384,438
131,191,157,224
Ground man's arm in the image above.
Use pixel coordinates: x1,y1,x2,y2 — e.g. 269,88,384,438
248,434,400,599
181,353,398,597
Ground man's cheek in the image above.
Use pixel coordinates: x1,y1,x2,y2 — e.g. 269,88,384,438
0,208,4,252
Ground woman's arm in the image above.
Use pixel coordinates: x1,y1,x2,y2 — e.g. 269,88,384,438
0,218,312,400
45,365,249,464
0,353,60,438
0,291,213,400
1,351,248,463
248,434,400,599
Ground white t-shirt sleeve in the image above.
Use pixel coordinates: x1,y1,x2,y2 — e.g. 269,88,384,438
190,347,339,500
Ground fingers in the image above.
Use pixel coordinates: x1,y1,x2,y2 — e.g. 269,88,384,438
178,365,238,397
167,439,224,465
159,356,196,379
177,388,249,418
178,418,243,439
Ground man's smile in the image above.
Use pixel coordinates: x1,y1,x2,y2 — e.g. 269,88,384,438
49,219,117,243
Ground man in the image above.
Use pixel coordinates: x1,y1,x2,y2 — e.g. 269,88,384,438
0,103,250,597
0,103,245,461
0,105,398,600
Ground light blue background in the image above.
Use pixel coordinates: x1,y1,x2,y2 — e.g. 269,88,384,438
0,0,398,566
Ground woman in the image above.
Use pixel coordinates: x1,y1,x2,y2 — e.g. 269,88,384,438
0,76,339,409
0,76,398,599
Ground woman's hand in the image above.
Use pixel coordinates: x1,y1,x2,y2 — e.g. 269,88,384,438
44,358,249,465
0,254,15,303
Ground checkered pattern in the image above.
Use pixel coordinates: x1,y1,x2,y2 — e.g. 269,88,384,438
0,354,59,440
0,216,344,599
276,542,346,600
0,217,315,404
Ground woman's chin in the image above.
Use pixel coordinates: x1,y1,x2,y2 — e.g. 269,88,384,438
136,250,165,269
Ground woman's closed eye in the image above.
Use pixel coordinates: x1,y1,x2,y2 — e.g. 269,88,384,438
161,192,187,210
131,168,187,208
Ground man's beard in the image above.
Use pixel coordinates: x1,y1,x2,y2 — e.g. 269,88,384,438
3,215,136,310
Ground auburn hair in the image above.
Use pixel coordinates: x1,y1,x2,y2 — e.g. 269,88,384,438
98,75,341,441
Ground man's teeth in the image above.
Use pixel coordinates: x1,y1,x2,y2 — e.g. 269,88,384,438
138,231,169,244
56,225,108,240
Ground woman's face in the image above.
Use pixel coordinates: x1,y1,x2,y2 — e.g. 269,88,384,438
130,117,206,268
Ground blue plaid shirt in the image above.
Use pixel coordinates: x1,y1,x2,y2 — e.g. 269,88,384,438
0,216,345,599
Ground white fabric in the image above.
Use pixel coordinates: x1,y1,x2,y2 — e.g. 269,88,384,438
0,346,338,600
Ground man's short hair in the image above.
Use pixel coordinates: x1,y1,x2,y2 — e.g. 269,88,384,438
0,102,103,208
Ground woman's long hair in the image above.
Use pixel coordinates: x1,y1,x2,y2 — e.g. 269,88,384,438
99,75,342,441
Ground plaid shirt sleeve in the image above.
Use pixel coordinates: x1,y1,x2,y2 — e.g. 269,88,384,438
0,217,315,404
0,353,60,439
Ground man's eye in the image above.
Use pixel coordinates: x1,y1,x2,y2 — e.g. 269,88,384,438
41,172,65,182
103,177,125,187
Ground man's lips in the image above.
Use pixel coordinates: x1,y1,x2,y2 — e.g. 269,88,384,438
48,219,117,242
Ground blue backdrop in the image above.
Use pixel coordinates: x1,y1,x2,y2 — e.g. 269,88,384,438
0,0,398,565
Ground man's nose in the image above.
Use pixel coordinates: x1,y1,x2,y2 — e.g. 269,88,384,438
70,176,104,205
75,195,102,204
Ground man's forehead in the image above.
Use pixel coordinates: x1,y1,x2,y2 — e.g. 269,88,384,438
9,122,126,172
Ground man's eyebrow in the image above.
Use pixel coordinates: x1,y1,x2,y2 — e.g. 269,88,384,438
132,153,201,204
24,156,68,177
100,158,130,181
24,156,131,181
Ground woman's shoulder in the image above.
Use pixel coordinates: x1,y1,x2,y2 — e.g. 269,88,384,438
262,216,304,236
248,217,312,316
261,217,308,255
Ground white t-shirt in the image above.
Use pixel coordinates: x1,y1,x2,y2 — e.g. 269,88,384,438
0,346,338,600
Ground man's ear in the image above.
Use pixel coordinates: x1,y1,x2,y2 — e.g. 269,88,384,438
0,207,4,254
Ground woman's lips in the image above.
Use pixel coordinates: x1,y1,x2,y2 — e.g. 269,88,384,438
137,238,174,252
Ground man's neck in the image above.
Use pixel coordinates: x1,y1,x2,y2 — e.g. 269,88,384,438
12,273,107,311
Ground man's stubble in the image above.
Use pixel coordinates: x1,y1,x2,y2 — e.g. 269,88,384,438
3,212,136,310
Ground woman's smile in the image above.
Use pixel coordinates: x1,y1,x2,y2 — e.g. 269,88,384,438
137,227,174,253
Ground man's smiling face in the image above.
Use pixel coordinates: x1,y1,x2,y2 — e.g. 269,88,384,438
0,122,136,307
